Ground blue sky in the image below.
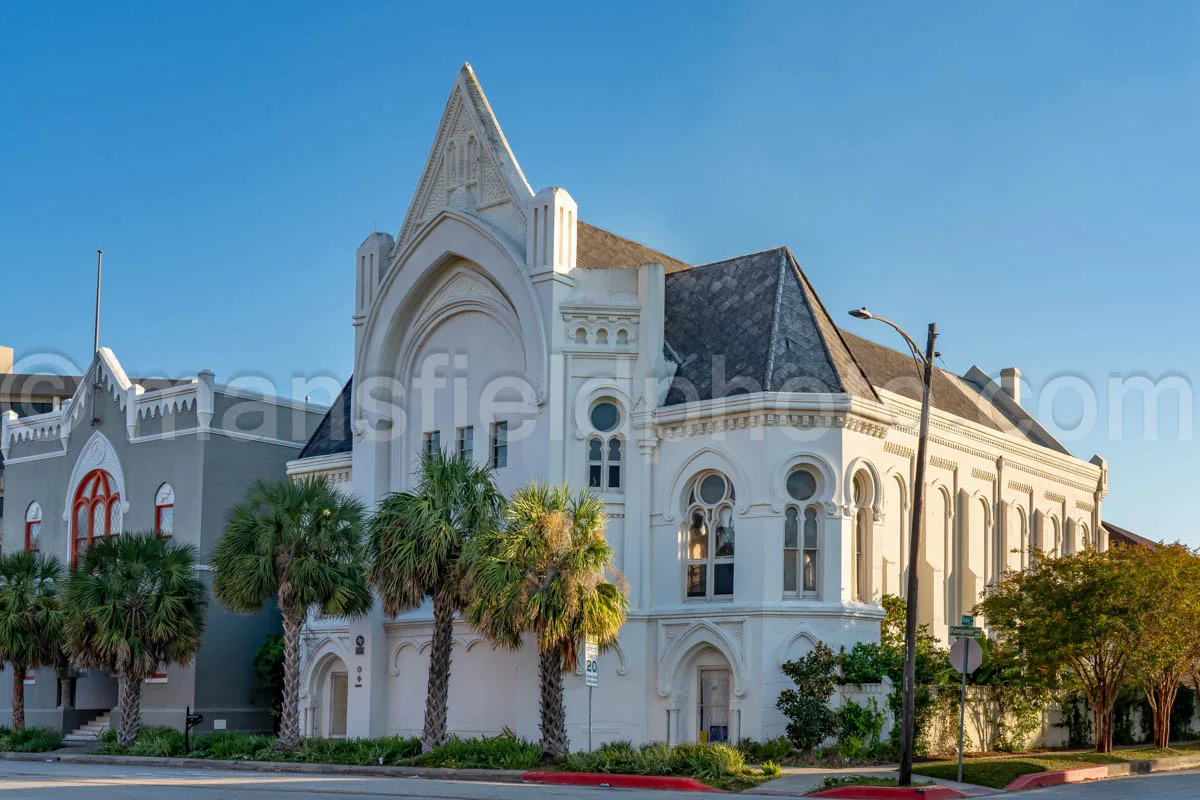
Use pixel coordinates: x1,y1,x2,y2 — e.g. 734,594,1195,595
2,1,1197,542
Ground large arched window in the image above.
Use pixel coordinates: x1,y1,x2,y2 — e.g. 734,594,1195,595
24,502,42,553
783,467,821,598
851,472,873,603
586,400,623,492
155,483,175,538
685,472,736,600
73,469,121,565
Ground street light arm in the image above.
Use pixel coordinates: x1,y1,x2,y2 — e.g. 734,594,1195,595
861,313,927,366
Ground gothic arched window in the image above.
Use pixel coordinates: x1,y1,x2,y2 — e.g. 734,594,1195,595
686,472,736,600
783,467,820,598
73,469,120,566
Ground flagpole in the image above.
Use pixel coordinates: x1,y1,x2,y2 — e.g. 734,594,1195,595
91,249,103,426
94,249,103,355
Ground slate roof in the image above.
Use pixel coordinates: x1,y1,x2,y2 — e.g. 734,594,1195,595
294,225,1071,459
1102,521,1160,550
298,378,353,459
663,248,877,404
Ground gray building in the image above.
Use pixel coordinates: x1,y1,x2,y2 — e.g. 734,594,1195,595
0,348,325,739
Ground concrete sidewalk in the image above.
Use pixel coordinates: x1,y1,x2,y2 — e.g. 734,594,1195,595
746,765,999,797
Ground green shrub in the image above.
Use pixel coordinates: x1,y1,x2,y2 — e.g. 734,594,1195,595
760,759,781,777
189,732,276,761
562,741,765,791
777,642,839,753
0,726,62,753
836,699,890,760
419,730,542,770
127,726,185,757
736,736,793,763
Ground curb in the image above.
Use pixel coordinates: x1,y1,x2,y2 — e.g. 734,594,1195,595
1002,751,1200,791
0,751,525,783
525,771,722,792
1003,766,1108,792
809,788,967,799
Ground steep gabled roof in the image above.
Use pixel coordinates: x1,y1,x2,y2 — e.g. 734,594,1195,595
843,332,1071,454
662,248,877,404
576,221,692,274
1103,521,1161,550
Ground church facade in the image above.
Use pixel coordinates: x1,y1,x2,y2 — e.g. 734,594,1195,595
288,65,1109,747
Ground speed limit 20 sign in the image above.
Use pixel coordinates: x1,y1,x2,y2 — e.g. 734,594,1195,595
584,639,599,688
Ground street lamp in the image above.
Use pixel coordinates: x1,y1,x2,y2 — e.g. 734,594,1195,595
849,307,938,787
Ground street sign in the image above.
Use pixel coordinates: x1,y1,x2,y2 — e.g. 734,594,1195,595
584,639,599,688
960,614,974,627
949,625,983,639
949,637,983,675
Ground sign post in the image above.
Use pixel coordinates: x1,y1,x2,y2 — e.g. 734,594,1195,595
584,638,599,751
949,616,983,783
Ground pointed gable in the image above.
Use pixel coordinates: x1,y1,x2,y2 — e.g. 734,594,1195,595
396,64,533,252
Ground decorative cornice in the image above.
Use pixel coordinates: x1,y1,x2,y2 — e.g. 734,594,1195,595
971,468,997,483
1007,480,1034,494
1044,491,1066,504
1075,500,1095,512
654,393,893,441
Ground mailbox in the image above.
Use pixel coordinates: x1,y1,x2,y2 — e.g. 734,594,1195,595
184,705,204,754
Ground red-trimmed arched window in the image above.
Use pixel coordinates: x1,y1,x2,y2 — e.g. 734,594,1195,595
72,469,121,565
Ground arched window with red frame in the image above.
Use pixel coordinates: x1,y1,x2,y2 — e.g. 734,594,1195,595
155,483,174,538
72,469,121,565
24,502,42,553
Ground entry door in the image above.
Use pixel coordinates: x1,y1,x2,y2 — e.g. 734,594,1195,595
698,667,731,743
329,672,348,737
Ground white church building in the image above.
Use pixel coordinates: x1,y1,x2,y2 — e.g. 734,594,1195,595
287,64,1110,747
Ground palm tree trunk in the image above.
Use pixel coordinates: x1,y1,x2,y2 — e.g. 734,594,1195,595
117,670,142,747
278,608,304,750
538,646,568,761
422,591,455,752
11,664,25,732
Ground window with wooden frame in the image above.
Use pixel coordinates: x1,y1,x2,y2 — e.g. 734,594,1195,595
155,483,175,538
72,469,121,566
24,502,42,553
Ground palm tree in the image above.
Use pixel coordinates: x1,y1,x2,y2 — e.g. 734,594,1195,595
64,533,206,746
467,483,628,760
367,449,503,751
0,552,65,731
213,477,373,750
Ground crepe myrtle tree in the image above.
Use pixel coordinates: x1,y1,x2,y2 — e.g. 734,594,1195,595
467,483,628,760
978,548,1146,753
213,477,373,750
64,534,206,747
367,450,504,752
0,552,65,731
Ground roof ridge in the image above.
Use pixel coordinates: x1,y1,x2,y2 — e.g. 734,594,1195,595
780,249,880,402
696,245,788,270
762,250,789,392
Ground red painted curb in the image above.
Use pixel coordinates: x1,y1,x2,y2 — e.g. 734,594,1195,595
809,788,967,799
1003,765,1109,791
523,771,724,792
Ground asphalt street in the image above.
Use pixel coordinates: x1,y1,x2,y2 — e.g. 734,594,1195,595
0,761,1199,798
0,760,704,800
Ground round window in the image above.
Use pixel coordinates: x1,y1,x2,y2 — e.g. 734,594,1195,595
590,401,620,433
698,473,728,505
786,468,817,502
